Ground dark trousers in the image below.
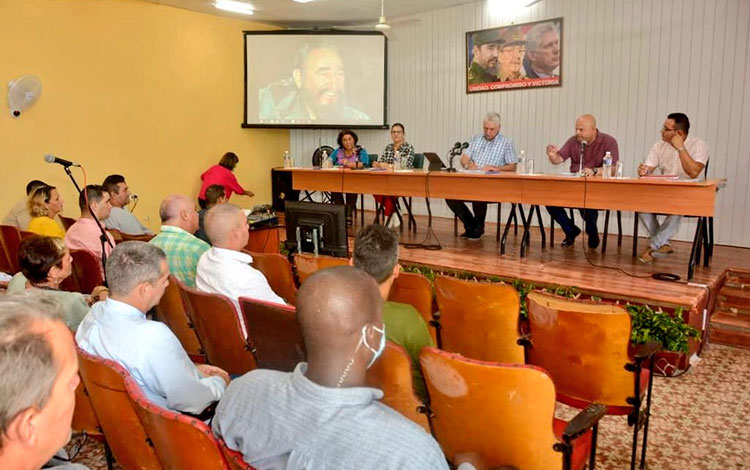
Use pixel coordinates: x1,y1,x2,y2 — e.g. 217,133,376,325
331,193,358,215
446,200,488,233
546,206,599,238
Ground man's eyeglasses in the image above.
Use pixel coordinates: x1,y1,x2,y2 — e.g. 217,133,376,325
661,126,677,132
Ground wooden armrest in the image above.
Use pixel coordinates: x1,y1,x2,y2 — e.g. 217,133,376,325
632,340,662,361
562,403,607,443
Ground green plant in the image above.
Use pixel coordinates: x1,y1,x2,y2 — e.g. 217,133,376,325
627,304,701,353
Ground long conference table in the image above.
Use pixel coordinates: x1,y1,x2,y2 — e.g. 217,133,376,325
283,168,725,279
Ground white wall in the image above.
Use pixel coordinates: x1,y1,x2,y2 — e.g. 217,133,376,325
290,0,750,247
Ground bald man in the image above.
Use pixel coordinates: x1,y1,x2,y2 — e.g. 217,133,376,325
213,266,448,470
196,204,286,336
149,195,210,288
546,114,619,248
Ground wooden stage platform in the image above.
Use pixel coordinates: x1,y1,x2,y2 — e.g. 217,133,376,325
341,211,750,331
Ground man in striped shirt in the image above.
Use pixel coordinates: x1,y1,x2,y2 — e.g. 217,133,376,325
446,112,518,239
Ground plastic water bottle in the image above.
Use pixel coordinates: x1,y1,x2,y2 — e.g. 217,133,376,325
393,150,401,171
283,150,290,168
602,151,613,179
321,150,331,168
517,150,527,174
616,160,624,178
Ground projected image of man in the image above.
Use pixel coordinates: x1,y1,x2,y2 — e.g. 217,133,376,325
259,43,370,123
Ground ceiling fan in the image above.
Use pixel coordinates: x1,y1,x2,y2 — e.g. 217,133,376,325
333,0,417,31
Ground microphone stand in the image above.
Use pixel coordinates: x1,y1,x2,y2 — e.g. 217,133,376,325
62,165,112,285
578,143,586,174
447,148,459,173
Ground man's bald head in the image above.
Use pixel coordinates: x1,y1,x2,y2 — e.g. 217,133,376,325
296,266,383,355
575,114,598,143
158,195,199,233
204,203,248,249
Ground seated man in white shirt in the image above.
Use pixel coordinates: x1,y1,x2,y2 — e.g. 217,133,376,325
637,113,710,263
213,266,448,470
196,204,286,336
76,241,229,415
102,174,152,235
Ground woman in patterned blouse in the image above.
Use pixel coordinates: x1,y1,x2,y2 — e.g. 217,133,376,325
330,129,370,216
374,123,415,227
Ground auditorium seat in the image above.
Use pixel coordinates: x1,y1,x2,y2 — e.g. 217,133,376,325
59,249,103,294
238,297,305,372
71,380,112,469
0,225,22,273
76,347,163,470
389,271,439,346
364,341,430,432
156,275,205,363
180,285,258,375
0,231,13,274
125,376,256,470
434,276,524,363
293,252,348,285
420,347,604,470
59,215,76,230
523,291,660,470
219,439,255,470
245,251,297,305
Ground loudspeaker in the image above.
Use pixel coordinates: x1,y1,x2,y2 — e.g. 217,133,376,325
271,169,299,212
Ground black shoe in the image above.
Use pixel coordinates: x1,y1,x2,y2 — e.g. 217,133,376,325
587,233,600,249
459,231,471,238
561,228,581,247
466,232,483,240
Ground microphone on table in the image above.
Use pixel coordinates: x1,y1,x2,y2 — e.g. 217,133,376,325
44,154,80,168
448,142,463,172
578,140,588,174
450,142,462,155
460,142,469,151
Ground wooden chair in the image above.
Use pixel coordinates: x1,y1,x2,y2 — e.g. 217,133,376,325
523,291,660,470
420,347,605,470
219,439,255,470
108,229,124,243
434,276,524,364
246,251,297,305
389,272,439,345
180,285,258,375
59,215,77,230
20,230,35,240
293,252,348,285
76,347,163,470
124,377,255,470
364,341,430,432
238,297,305,372
59,249,104,294
0,231,13,274
0,224,22,273
156,275,205,363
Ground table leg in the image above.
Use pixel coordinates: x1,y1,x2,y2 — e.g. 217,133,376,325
632,212,639,258
687,217,705,280
519,205,532,258
534,205,546,249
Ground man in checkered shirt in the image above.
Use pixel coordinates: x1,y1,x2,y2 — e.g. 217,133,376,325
446,112,518,239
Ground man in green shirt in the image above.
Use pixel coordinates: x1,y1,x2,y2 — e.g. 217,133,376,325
467,29,506,85
352,224,434,401
150,195,210,287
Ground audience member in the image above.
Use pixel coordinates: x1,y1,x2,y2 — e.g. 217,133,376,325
64,185,116,278
102,174,152,235
352,225,434,401
446,112,517,239
76,242,228,414
546,114,619,249
194,185,226,244
0,291,88,470
213,266,448,470
27,185,66,239
196,204,286,336
2,180,48,230
150,195,210,288
637,113,710,263
198,152,254,209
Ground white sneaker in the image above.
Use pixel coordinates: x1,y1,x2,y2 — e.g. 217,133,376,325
387,216,401,228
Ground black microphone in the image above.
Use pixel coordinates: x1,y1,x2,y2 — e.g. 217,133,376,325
44,154,80,168
460,142,469,150
578,140,588,174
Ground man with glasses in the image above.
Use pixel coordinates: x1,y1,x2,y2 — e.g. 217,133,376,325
636,113,709,263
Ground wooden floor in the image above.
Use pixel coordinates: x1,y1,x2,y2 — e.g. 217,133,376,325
346,211,750,316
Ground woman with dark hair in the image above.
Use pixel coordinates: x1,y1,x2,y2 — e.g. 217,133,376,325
6,235,106,330
330,130,370,216
197,152,255,209
373,123,415,227
27,185,66,238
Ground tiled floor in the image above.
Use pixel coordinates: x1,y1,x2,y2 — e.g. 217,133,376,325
69,343,750,470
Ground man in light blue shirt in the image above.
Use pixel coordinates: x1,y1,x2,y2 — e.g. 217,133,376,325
76,241,228,414
446,112,518,239
213,266,448,470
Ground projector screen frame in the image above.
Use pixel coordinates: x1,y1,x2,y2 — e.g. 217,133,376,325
242,29,389,130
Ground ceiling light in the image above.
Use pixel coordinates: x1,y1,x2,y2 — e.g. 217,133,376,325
488,0,541,9
292,0,316,3
215,0,254,15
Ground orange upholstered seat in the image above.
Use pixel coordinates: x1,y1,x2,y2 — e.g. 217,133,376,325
524,291,659,470
59,249,103,294
420,347,604,470
239,296,305,372
180,285,258,375
389,272,438,345
0,225,22,273
364,341,430,432
247,251,297,305
434,276,524,363
293,252,348,284
76,347,163,470
156,275,205,363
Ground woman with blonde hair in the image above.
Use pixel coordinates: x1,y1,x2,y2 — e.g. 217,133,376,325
27,185,66,238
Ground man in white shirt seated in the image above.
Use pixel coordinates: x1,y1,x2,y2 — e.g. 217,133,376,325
196,204,286,336
637,113,710,264
64,185,117,277
102,174,152,235
213,266,448,470
76,241,229,415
